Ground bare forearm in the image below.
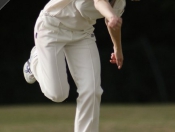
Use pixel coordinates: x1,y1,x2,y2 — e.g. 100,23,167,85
94,0,123,51
107,27,122,51
108,26,124,69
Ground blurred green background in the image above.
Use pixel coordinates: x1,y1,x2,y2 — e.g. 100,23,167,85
0,104,175,132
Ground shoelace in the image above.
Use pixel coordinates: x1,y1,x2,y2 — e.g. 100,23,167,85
25,61,32,74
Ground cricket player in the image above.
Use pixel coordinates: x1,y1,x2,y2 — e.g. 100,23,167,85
23,0,126,131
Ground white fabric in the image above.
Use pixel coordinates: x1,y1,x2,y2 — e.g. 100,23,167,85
43,0,98,30
30,0,125,131
113,0,126,17
31,13,103,132
41,0,125,30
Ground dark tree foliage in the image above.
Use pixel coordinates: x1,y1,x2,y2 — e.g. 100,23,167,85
0,0,174,104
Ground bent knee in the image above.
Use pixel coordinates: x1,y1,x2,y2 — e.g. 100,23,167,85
44,92,68,102
82,87,103,99
95,87,103,98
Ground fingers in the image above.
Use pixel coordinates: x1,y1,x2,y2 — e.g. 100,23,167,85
110,53,123,69
110,59,116,63
110,53,116,63
110,58,123,69
111,53,115,59
116,59,123,69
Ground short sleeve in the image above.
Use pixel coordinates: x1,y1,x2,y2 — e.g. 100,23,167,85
113,0,126,17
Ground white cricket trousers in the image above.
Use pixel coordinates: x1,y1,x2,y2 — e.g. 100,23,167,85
30,12,103,132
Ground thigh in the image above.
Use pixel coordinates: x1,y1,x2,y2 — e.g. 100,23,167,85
35,28,70,100
64,38,101,91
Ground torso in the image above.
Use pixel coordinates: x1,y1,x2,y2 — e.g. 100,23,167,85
42,0,103,30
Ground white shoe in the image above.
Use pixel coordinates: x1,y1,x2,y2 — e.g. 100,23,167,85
23,60,36,84
23,47,37,84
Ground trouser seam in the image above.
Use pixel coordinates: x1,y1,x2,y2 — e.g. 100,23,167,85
55,47,64,99
87,42,96,132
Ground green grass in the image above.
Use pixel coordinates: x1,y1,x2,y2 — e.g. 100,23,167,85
0,104,175,132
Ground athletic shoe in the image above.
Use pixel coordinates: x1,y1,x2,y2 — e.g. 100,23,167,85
23,46,37,84
23,60,36,84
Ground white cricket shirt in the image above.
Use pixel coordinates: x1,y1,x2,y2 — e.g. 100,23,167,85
41,0,126,30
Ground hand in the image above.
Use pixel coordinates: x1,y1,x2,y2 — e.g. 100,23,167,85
110,49,123,69
107,16,122,30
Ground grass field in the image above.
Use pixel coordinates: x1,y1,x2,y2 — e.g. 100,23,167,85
0,104,175,132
